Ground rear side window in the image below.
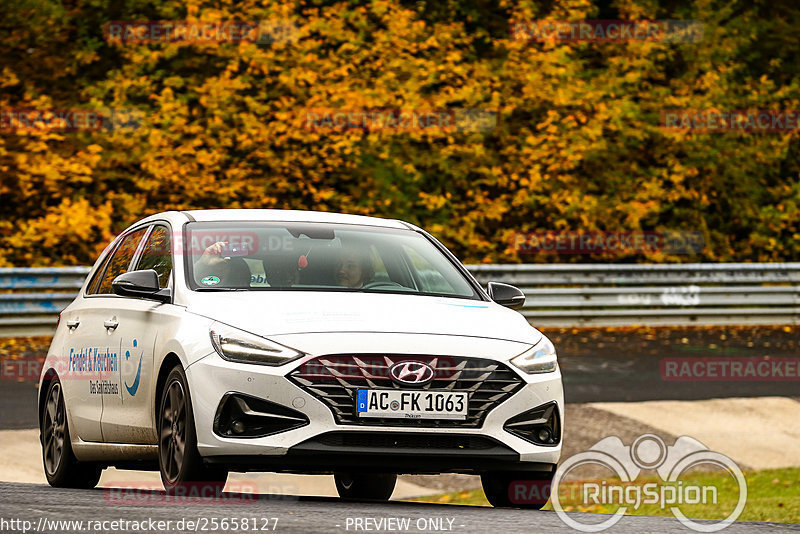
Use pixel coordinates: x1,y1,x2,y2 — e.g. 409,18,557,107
94,228,148,295
135,225,172,288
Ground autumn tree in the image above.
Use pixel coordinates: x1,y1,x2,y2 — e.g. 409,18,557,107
0,0,798,266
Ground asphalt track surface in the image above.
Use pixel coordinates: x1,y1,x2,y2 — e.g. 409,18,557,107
3,326,799,533
1,482,797,534
1,381,38,430
558,350,800,403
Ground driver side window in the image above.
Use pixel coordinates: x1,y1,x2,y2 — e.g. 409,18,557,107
94,228,147,295
135,225,173,289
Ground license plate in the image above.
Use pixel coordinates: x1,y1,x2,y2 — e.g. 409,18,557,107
356,389,468,420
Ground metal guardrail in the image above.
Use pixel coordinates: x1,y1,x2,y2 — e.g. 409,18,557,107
0,267,90,337
0,263,798,337
469,263,800,326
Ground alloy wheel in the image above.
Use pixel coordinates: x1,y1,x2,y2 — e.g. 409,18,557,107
160,379,187,483
43,383,66,475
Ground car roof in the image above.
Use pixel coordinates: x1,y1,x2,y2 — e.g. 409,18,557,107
180,209,410,229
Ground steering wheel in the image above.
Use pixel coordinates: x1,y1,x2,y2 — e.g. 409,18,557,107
361,281,404,290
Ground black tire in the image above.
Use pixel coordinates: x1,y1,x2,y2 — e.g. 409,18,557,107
41,378,102,489
481,470,555,509
158,366,228,495
334,473,397,501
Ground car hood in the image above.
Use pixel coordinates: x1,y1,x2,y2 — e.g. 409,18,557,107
185,291,542,345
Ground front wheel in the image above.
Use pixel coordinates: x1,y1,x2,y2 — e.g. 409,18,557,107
481,470,555,509
334,473,397,501
41,378,102,488
158,366,228,495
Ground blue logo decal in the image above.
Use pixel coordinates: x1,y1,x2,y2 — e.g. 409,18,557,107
124,339,142,397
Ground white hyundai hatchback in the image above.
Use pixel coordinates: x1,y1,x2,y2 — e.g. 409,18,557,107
38,209,563,507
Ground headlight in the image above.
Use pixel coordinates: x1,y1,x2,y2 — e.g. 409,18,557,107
511,337,558,374
209,323,303,366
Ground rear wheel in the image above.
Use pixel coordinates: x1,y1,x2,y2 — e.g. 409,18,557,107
481,470,555,509
158,366,228,495
41,378,102,488
334,473,397,501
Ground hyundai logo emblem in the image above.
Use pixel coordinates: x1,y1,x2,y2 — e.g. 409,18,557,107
389,361,435,385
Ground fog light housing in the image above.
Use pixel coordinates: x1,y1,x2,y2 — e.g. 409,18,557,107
504,402,560,446
214,393,309,438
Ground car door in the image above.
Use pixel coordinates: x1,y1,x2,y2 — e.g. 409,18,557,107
100,223,172,444
62,227,147,442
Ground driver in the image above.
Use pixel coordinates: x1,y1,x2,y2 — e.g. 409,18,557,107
194,241,252,287
335,246,374,288
265,253,300,288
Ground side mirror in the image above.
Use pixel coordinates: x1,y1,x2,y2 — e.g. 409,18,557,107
112,270,171,303
487,282,525,309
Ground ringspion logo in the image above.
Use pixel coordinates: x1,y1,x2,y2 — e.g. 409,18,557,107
552,434,747,532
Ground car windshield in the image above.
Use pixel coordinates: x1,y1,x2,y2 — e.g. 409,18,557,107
185,222,480,299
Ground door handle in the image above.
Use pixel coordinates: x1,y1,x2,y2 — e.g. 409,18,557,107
104,319,119,330
66,319,80,329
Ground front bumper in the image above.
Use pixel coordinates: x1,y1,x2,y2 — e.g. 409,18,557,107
205,432,554,475
187,348,563,474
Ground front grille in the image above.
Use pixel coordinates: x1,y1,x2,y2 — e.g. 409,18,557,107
287,355,524,428
314,432,498,450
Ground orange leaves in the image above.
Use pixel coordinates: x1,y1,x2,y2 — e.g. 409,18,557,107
2,198,115,267
0,1,798,265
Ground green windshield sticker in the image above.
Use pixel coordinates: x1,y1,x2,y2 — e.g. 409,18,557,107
201,276,220,286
